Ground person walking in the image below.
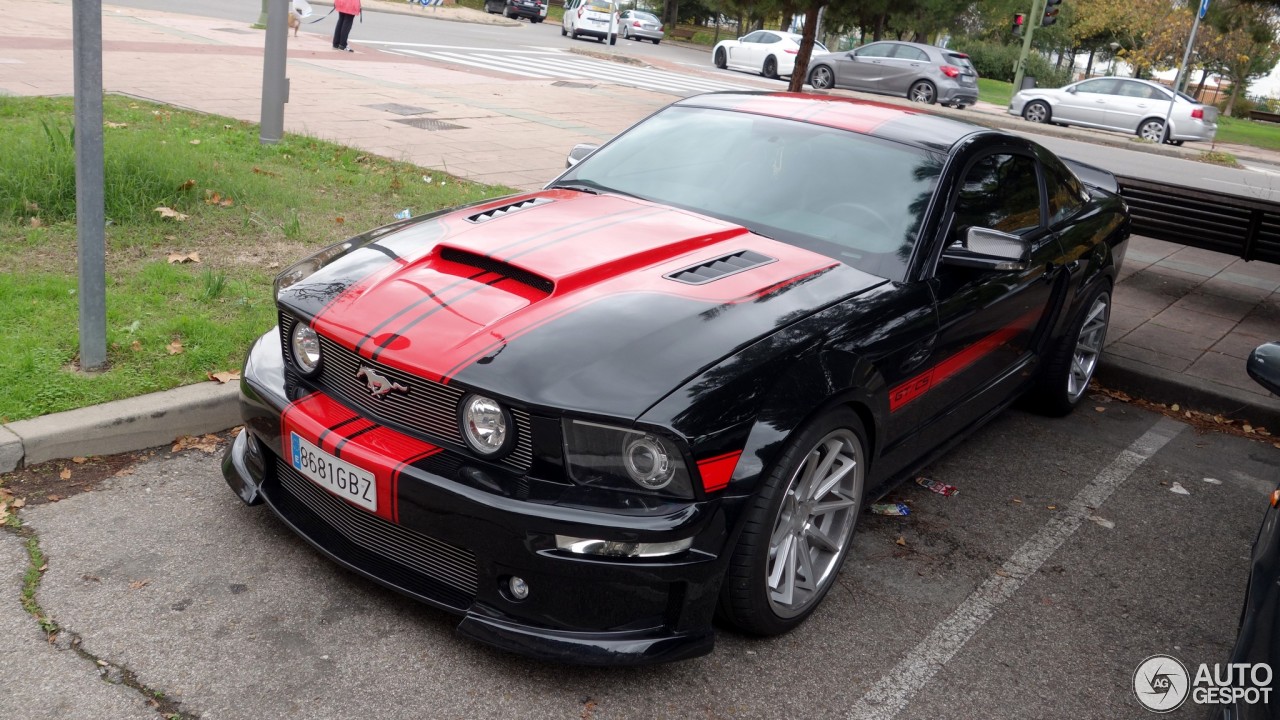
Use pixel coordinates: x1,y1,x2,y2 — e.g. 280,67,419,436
332,0,360,52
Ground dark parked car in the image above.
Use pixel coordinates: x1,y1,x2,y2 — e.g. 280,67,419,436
223,92,1131,665
483,0,546,22
807,41,979,108
1225,342,1280,720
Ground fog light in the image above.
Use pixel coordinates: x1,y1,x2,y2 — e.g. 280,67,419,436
555,535,693,558
508,576,529,600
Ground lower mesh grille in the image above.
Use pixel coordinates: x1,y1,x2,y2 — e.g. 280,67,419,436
272,460,479,605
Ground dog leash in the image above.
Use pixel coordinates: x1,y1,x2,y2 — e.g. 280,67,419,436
303,6,334,23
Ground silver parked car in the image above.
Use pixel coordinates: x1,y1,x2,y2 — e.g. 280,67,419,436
806,41,979,108
1009,77,1219,144
619,9,663,44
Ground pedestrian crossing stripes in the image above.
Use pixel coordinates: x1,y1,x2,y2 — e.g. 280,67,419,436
381,46,761,96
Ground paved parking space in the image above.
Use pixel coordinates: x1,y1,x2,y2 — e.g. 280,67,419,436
6,399,1274,719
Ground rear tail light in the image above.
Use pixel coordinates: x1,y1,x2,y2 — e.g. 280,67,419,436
941,65,961,78
577,6,583,17
785,48,798,54
1191,108,1204,119
1271,489,1279,508
633,20,641,26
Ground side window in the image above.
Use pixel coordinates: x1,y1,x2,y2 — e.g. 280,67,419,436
894,45,929,62
854,43,894,58
741,31,764,43
761,33,781,44
953,154,1042,237
1046,163,1087,226
1074,79,1118,96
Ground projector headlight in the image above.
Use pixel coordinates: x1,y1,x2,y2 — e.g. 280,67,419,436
563,420,693,499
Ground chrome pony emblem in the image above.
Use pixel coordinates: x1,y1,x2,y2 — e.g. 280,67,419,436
356,366,408,397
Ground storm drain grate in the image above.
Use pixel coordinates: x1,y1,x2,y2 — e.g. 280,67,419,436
213,27,253,34
392,117,466,131
364,102,434,116
552,81,597,89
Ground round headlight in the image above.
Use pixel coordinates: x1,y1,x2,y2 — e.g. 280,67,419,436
622,434,674,490
460,394,510,456
290,322,321,375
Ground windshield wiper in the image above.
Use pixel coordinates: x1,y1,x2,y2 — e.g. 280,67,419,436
550,182,602,195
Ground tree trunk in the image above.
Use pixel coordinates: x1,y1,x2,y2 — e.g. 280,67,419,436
873,12,885,41
1195,68,1209,99
1225,79,1241,116
662,0,678,29
1085,48,1095,77
787,4,821,93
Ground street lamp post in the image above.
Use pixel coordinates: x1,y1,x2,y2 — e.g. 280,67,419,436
1109,42,1120,76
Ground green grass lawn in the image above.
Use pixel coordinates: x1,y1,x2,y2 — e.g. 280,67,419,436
0,95,509,423
977,78,1014,109
1212,115,1280,152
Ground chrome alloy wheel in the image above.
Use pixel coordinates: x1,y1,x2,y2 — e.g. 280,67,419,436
1067,293,1110,402
1023,101,1049,123
766,428,863,618
1139,119,1166,143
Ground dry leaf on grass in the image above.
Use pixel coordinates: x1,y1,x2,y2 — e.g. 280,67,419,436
72,456,87,464
334,217,345,224
189,139,201,145
11,498,25,509
166,340,184,355
154,206,188,221
104,121,128,129
252,166,278,177
167,252,200,264
58,469,70,480
29,217,43,228
178,179,196,191
130,340,142,352
207,370,241,384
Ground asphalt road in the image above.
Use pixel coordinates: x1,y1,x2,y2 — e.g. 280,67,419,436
5,399,1276,719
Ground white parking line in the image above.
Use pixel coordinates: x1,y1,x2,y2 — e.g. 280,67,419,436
846,416,1184,720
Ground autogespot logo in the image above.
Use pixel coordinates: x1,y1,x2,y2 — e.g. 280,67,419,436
1133,654,1190,713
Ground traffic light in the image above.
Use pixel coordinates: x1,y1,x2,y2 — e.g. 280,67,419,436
1042,0,1063,26
1012,12,1026,35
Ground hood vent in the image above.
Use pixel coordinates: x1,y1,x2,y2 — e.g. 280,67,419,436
439,248,555,295
665,250,776,285
466,197,551,224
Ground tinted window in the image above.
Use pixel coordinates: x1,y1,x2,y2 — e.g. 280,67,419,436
894,45,929,62
557,106,942,281
855,43,895,58
953,154,1042,236
1046,166,1086,226
760,33,781,44
1117,81,1163,100
1075,79,1119,95
634,11,658,22
741,31,766,43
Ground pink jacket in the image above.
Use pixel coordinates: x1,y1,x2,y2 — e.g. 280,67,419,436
335,0,361,15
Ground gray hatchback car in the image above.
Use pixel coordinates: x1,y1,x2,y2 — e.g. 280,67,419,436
806,41,979,108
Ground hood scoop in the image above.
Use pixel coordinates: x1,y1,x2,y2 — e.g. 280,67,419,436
439,247,555,295
665,249,776,285
466,197,552,224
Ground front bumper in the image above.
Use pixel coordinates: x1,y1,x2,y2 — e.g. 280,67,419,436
222,331,731,665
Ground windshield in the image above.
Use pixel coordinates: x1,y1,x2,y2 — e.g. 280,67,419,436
555,105,942,280
633,11,658,22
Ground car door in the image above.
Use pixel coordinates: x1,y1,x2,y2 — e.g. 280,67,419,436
729,31,765,69
1054,78,1119,127
837,42,896,90
908,149,1066,445
1106,80,1166,132
562,0,578,32
880,44,929,94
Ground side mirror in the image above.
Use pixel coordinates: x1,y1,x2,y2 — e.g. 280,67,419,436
565,143,599,169
1247,342,1280,395
1066,86,1078,94
941,227,1030,272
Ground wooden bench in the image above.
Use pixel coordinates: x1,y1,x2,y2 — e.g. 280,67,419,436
670,27,697,41
1249,109,1280,124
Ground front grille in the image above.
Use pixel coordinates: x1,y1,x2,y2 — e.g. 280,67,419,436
275,459,479,604
314,335,534,472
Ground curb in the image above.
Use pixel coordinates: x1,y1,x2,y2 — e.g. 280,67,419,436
0,382,242,473
1096,353,1280,430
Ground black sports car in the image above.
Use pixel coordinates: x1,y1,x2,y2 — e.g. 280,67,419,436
222,92,1130,665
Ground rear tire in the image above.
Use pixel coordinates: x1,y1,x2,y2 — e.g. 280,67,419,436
653,38,660,45
908,80,936,104
714,47,727,69
1138,118,1166,143
718,408,867,636
1028,283,1112,417
762,55,778,79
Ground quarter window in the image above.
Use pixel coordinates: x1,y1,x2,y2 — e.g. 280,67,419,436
953,154,1042,236
1046,164,1087,226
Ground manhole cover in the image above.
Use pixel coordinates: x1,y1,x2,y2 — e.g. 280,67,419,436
392,118,466,131
213,27,253,34
552,81,597,89
364,102,434,116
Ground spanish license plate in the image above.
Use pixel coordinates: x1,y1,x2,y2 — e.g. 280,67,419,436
290,432,377,512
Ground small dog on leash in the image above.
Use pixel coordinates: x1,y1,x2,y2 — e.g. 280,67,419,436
286,8,303,36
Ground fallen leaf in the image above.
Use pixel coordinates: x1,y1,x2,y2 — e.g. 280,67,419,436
1011,498,1022,504
23,201,39,212
12,498,26,509
994,568,1010,577
128,579,150,590
1094,406,1105,413
223,124,232,129
219,198,234,207
97,659,109,666
104,121,128,129
58,469,70,480
172,435,220,454
72,456,87,464
113,467,134,478
47,494,62,502
29,217,43,228
38,564,47,572
1170,482,1190,496
334,217,345,224
207,370,241,384
1203,477,1222,485
895,536,907,547
1046,504,1057,510
81,574,100,582
204,191,222,205
130,340,142,352
166,340,184,355
1089,515,1115,529
154,206,188,221
267,262,280,269
178,179,196,192
252,166,278,177
1244,424,1254,434
189,139,201,145
1171,403,1180,412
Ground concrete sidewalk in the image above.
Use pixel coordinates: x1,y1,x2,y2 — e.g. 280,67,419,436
0,0,1277,471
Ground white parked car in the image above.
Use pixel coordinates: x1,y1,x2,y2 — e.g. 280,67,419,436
1009,77,1219,145
562,0,618,44
713,30,827,79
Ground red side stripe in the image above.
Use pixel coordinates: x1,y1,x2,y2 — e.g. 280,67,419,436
697,451,742,494
889,309,1043,413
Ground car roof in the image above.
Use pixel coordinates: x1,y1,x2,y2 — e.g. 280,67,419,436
676,92,990,153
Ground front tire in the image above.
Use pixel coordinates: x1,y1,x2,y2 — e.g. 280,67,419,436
718,408,867,636
1023,100,1050,123
762,55,778,79
1030,284,1112,416
809,65,834,90
714,47,727,69
561,24,567,36
908,80,936,104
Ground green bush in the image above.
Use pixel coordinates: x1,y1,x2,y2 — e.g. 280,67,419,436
1219,94,1259,119
950,39,1071,89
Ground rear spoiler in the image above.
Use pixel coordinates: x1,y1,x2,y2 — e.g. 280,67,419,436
1062,157,1119,194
